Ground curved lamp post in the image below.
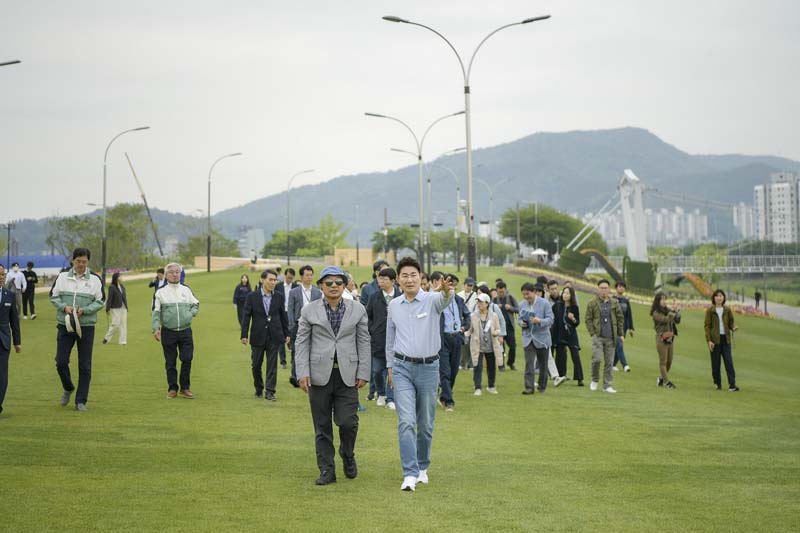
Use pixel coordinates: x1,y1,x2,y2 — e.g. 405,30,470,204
207,152,242,272
382,14,550,279
102,126,150,283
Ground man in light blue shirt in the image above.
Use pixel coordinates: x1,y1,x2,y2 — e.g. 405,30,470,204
519,282,554,394
386,257,453,492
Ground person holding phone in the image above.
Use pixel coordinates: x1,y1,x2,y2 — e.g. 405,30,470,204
650,292,681,389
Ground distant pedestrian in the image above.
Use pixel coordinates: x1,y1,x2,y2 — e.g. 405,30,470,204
494,281,519,370
233,274,252,326
23,262,38,319
552,286,584,386
153,263,200,399
468,293,503,396
457,277,478,370
103,272,128,345
287,265,323,387
50,248,105,411
0,265,22,417
148,268,167,310
584,279,624,394
360,260,390,306
754,290,761,309
366,267,401,410
6,263,26,314
275,268,297,369
704,289,739,392
651,292,680,389
419,272,430,292
613,281,634,372
519,283,554,394
435,273,470,411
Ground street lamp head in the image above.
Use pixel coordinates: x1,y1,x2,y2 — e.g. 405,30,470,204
451,110,466,117
0,60,21,67
382,15,409,23
132,126,151,132
521,15,551,24
365,112,386,118
229,152,243,157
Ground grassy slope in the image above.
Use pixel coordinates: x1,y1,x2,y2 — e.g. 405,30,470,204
1,267,798,532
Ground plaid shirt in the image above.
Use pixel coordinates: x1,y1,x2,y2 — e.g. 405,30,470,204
324,298,346,336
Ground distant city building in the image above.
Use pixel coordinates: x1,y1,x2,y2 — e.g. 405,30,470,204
753,172,799,243
238,226,265,257
732,202,756,240
584,206,709,248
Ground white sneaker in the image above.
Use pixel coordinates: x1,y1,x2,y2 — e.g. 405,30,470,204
376,395,386,407
624,365,631,373
604,386,617,394
590,381,598,391
386,401,396,411
487,387,498,394
401,476,417,491
554,376,566,387
22,316,28,320
417,469,429,484
612,366,619,372
474,388,482,396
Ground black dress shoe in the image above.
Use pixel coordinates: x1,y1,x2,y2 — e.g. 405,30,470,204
315,470,337,485
521,389,535,395
508,365,516,371
341,454,358,479
254,391,263,398
265,392,277,401
289,377,300,388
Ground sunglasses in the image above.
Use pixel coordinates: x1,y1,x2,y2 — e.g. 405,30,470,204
323,279,345,287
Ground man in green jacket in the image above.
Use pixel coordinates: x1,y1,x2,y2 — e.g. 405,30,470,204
50,248,105,411
153,263,200,399
584,279,624,393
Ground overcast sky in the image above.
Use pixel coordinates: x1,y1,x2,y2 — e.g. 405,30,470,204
1,0,798,221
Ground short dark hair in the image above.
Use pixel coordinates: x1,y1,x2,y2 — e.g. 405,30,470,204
430,271,445,282
448,274,459,284
547,279,558,288
420,272,429,281
521,282,535,292
495,278,504,284
397,256,422,275
536,275,548,285
477,285,492,296
261,269,278,279
615,281,627,288
11,262,18,268
285,268,296,276
711,289,726,305
157,267,165,274
299,265,314,276
378,267,397,281
597,279,610,287
275,266,282,273
373,260,390,272
496,281,507,289
72,247,91,260
27,261,34,268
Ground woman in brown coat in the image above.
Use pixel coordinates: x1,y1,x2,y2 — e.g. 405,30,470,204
650,292,680,389
467,293,504,396
704,289,739,392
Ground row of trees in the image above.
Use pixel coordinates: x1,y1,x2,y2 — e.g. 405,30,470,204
261,215,349,258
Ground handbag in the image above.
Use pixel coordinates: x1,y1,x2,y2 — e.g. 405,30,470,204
660,331,675,344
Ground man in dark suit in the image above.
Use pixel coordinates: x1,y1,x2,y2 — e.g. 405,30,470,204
240,269,290,401
287,265,322,387
366,267,401,409
295,266,370,485
431,272,471,411
275,267,297,368
0,265,22,416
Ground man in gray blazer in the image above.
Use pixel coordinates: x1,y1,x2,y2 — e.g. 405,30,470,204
295,266,371,486
287,265,322,387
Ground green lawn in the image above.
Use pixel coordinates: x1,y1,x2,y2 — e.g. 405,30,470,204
1,267,798,532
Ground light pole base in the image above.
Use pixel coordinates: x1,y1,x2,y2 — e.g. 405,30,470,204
467,236,477,280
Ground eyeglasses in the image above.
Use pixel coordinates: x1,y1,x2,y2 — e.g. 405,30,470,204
323,279,345,287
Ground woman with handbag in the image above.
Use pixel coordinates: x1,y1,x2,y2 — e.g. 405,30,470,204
650,292,680,389
467,293,504,395
704,289,739,392
552,286,584,386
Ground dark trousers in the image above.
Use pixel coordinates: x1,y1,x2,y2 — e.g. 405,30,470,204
711,335,736,387
371,355,393,402
279,341,287,365
290,326,299,381
473,352,496,389
504,325,517,367
556,344,583,382
55,325,95,404
161,327,194,391
438,333,462,405
236,302,245,327
460,343,472,369
22,289,35,316
251,341,279,395
613,338,629,367
524,343,549,391
308,367,359,472
0,348,9,411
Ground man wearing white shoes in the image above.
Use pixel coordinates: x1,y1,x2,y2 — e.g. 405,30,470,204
386,257,453,492
584,279,625,394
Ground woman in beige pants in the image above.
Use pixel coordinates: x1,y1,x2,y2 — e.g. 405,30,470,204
650,292,680,389
103,272,128,345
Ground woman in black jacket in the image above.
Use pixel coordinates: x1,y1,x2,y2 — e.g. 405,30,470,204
103,272,128,345
233,275,252,326
552,286,584,386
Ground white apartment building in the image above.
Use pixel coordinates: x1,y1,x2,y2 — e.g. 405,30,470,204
753,172,799,243
732,202,756,240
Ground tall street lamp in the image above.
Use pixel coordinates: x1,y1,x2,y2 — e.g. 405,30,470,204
207,152,243,272
286,169,314,266
367,110,464,268
477,177,513,265
102,126,150,283
425,147,465,271
427,161,462,270
383,14,551,279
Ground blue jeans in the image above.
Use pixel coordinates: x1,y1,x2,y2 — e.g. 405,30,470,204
371,356,394,402
613,338,628,367
392,358,439,477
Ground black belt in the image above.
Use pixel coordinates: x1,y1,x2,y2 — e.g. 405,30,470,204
444,331,461,336
395,353,439,364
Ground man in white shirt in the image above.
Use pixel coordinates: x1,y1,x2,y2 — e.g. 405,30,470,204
5,263,27,314
287,265,322,387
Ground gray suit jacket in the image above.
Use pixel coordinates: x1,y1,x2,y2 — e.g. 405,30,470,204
287,284,323,331
295,298,371,387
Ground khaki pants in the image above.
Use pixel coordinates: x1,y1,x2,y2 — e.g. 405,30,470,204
591,336,616,388
655,337,673,379
104,307,128,344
